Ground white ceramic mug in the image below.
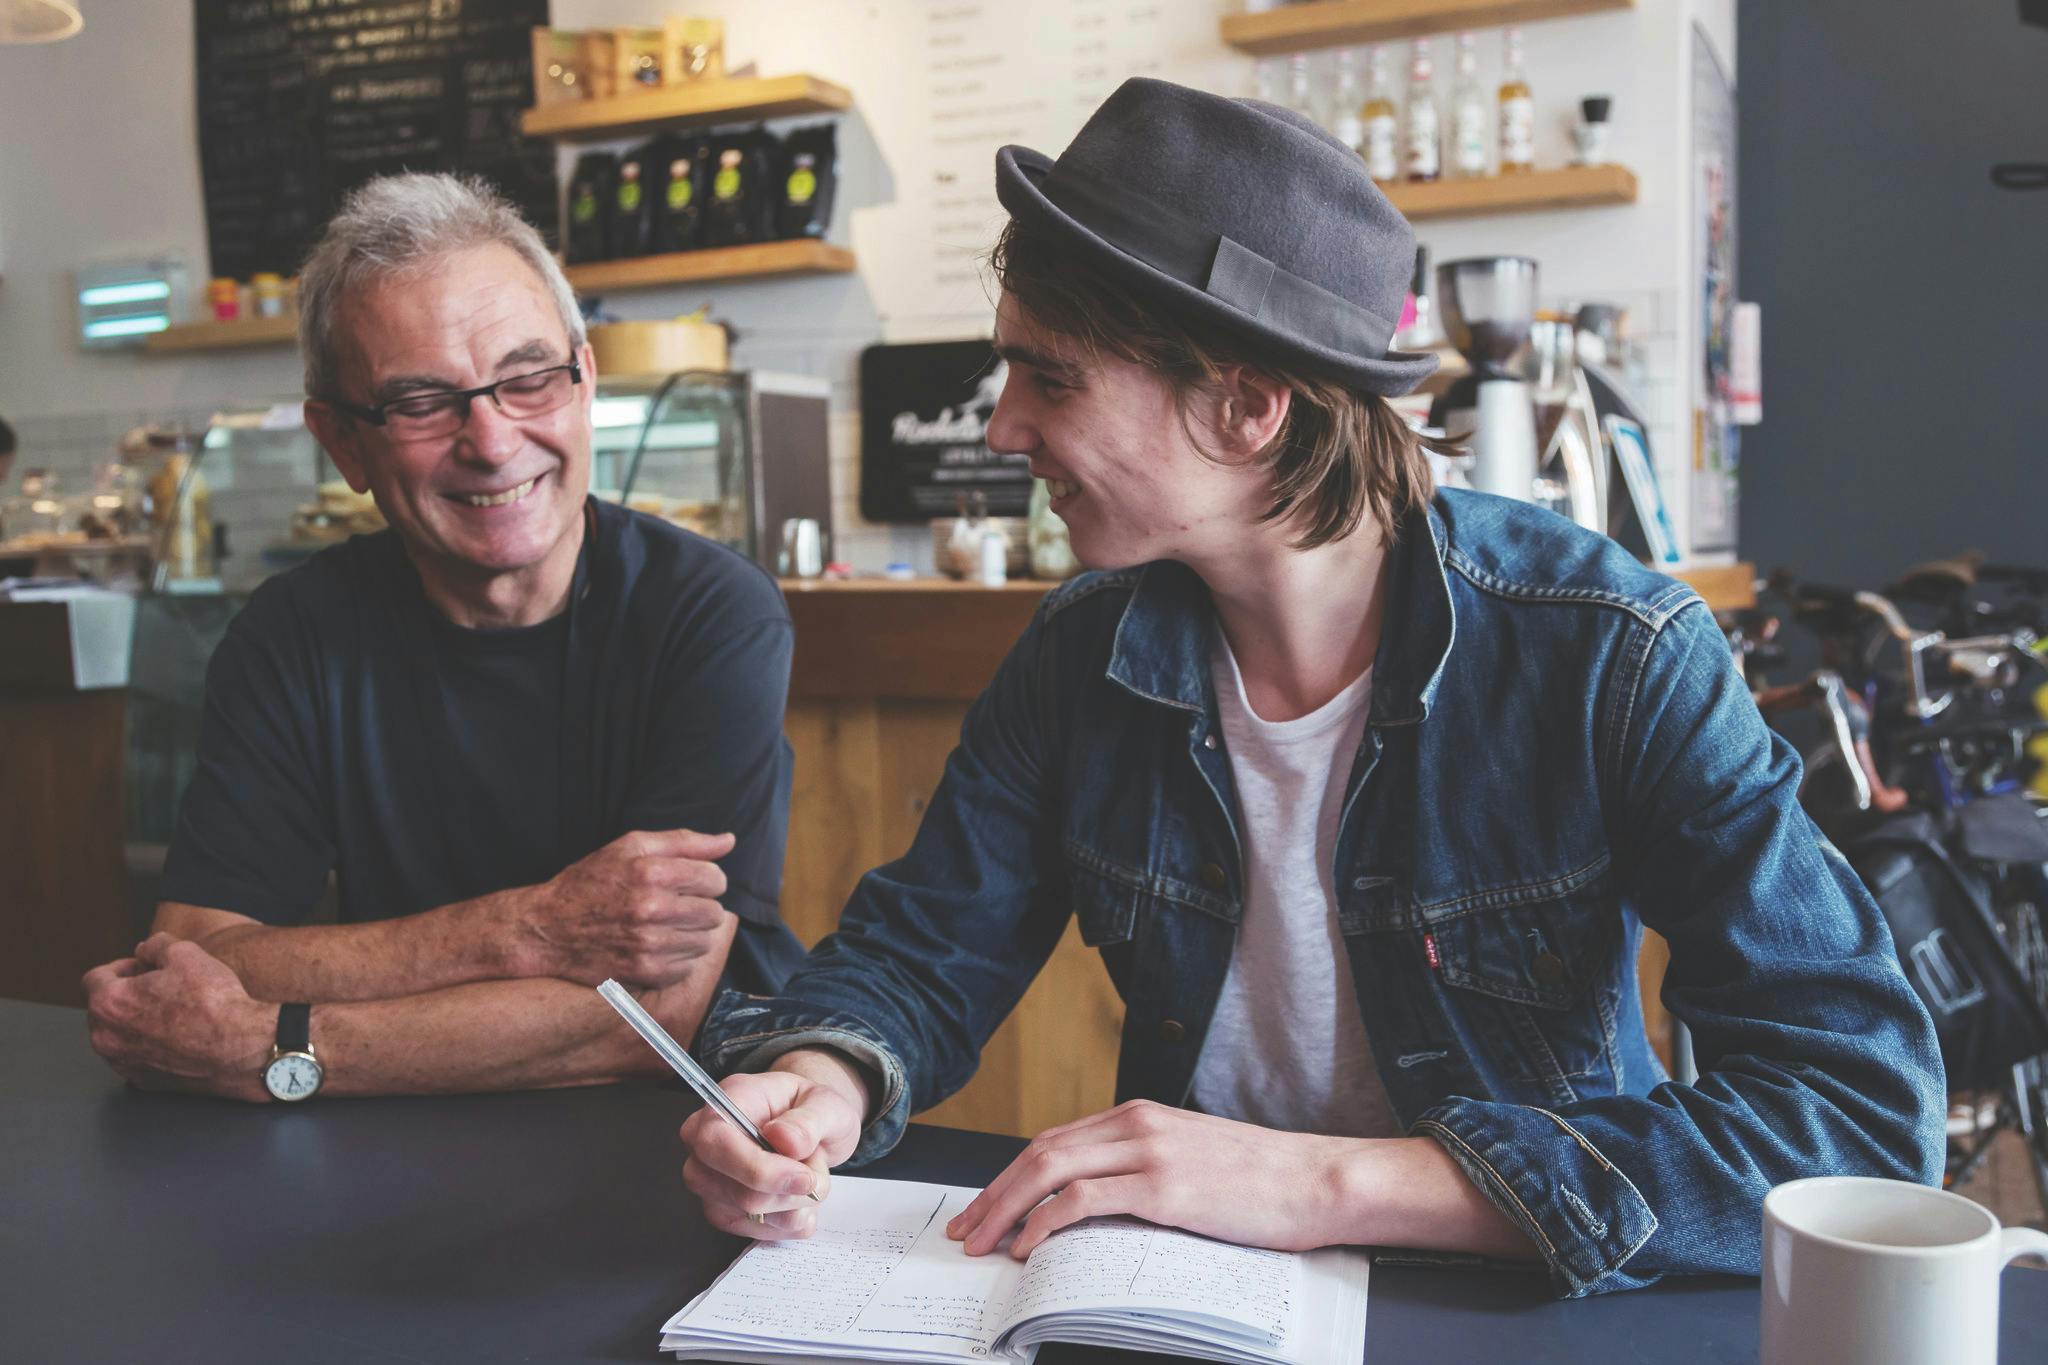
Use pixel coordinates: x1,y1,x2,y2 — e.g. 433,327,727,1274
1762,1176,2048,1365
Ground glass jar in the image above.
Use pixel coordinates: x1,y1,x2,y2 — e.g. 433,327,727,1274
1026,478,1080,580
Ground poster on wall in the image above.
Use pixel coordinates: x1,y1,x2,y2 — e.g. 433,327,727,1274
858,339,1031,522
193,0,556,282
1689,23,1740,555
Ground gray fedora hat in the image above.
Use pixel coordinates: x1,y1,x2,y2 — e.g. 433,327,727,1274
996,77,1439,397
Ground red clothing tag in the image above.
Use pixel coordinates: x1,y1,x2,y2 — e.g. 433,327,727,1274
1424,932,1441,969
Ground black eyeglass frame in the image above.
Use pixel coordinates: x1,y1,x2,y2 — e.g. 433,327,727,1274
323,359,584,429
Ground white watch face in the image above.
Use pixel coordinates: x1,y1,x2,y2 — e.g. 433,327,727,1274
264,1052,323,1102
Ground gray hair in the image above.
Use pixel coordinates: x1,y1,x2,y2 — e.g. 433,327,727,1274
296,172,585,400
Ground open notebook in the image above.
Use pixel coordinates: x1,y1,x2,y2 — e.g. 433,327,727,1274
660,1176,1369,1365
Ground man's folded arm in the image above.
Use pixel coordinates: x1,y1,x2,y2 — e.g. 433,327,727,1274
154,896,537,1004
303,916,737,1094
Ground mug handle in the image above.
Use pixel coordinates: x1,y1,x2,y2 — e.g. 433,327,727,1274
2001,1227,2048,1270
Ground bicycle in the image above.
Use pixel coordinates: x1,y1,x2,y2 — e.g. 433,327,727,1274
1733,569,2048,1206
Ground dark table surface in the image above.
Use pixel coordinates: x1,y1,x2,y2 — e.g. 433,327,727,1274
3,999,2042,1363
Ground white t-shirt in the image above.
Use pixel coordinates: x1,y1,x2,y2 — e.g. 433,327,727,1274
1187,631,1401,1139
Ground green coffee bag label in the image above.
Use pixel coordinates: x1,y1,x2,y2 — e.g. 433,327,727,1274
571,188,597,224
714,149,743,201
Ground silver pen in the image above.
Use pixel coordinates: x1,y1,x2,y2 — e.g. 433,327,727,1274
595,978,822,1201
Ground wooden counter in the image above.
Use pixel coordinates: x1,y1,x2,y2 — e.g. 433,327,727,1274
780,565,1752,1135
0,598,138,1006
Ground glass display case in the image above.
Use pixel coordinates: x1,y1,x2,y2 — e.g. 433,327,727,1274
590,369,832,570
591,372,748,549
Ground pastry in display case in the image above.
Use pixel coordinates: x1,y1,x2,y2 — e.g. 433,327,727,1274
0,461,157,585
288,481,386,545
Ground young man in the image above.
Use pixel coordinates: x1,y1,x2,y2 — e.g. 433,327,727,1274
82,174,802,1101
678,80,1942,1296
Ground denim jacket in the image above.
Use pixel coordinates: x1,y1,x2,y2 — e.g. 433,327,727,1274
701,489,1944,1296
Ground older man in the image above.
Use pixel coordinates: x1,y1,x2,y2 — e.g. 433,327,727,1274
83,173,801,1101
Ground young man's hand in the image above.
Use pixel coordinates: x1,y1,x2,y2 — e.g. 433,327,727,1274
81,934,274,1101
944,1100,1371,1258
679,1050,868,1239
507,828,736,987
947,1100,1538,1263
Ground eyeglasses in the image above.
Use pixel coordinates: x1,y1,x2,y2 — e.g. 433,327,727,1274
326,360,583,442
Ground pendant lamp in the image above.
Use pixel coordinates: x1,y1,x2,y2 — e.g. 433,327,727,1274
0,0,83,43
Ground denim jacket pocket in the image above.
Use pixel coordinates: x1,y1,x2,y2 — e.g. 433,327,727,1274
1423,859,1624,1100
1067,862,1141,946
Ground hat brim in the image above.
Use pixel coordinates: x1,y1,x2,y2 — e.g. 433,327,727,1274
994,145,1441,398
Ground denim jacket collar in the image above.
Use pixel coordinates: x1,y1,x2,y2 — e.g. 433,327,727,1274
1102,501,1458,727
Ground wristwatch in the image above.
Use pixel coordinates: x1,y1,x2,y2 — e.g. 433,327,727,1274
262,1002,323,1102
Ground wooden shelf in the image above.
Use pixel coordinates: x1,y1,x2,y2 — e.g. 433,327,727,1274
1384,164,1636,220
562,240,855,293
1221,0,1634,55
142,314,298,354
521,73,851,142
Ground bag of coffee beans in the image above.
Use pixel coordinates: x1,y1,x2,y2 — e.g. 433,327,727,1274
703,126,779,247
647,134,708,254
565,151,618,263
777,123,838,240
612,143,657,258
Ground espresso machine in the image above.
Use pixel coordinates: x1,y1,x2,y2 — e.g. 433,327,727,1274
1430,256,1606,532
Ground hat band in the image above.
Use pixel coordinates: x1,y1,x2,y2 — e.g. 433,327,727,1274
1041,165,1398,360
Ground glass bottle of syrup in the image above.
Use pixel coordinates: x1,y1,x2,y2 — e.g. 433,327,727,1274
1404,39,1441,183
1361,46,1401,184
1450,32,1490,178
1330,48,1365,153
1499,26,1537,174
1285,52,1320,126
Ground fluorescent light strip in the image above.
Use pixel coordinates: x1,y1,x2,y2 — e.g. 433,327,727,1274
590,397,647,428
80,281,172,306
84,315,171,339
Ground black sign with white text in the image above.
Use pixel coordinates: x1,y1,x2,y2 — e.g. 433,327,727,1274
858,339,1032,523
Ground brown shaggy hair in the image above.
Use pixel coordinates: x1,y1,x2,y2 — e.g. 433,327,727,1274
989,219,1455,549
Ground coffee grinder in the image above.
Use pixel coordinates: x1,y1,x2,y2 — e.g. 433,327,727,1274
1430,256,1540,504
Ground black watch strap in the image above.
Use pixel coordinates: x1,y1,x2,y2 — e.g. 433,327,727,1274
276,1002,312,1054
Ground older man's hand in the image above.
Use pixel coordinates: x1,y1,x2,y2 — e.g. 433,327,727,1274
508,828,737,988
82,934,275,1101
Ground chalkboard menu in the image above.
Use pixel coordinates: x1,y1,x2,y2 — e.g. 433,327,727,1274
859,339,1033,523
194,0,556,281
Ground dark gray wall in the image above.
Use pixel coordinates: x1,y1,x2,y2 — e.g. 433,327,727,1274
1738,0,2047,589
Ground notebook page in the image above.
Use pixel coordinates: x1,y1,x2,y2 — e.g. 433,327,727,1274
994,1217,1300,1350
662,1178,1028,1360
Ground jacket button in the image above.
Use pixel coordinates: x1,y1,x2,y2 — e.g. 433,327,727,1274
1198,862,1227,891
1159,1019,1186,1042
1202,734,1219,750
1533,951,1567,987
